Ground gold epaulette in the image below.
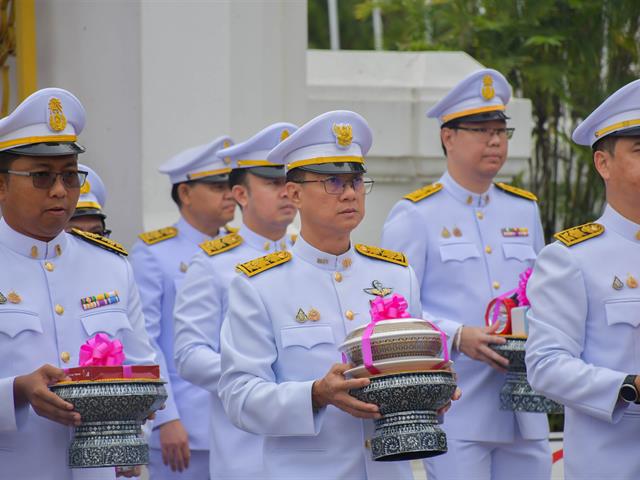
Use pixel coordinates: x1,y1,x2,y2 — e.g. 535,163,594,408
200,233,243,256
554,223,604,247
224,224,239,234
495,182,538,201
236,251,292,277
138,227,178,245
403,182,443,203
70,228,128,256
355,244,408,267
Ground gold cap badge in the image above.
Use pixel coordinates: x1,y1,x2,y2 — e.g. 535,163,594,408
332,123,353,149
481,75,495,101
48,98,67,132
80,179,91,195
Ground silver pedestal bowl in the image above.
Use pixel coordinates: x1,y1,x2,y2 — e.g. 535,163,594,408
490,336,562,413
350,371,456,461
50,380,167,468
340,318,455,461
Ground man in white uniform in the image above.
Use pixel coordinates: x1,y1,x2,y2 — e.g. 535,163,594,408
173,121,298,479
527,78,640,479
382,69,550,480
218,110,457,480
0,88,157,479
130,137,236,478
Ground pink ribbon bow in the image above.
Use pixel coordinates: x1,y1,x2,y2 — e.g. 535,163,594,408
357,294,449,374
516,268,533,307
79,333,125,367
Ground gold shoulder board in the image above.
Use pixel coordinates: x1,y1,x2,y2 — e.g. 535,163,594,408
71,228,128,256
403,182,443,203
236,251,292,277
224,224,239,234
138,227,178,245
200,233,243,256
355,244,408,267
554,223,604,247
495,182,538,201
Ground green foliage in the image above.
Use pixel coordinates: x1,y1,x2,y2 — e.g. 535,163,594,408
309,0,640,238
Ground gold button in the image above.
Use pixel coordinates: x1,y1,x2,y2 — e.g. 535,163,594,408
60,351,70,363
476,211,484,220
345,310,354,321
44,261,54,272
492,281,500,290
485,246,492,254
55,304,64,315
364,439,371,449
334,272,343,282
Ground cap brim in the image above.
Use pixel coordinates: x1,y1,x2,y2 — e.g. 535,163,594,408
246,166,285,179
191,174,229,184
295,162,366,175
72,208,106,220
4,141,86,156
443,110,509,127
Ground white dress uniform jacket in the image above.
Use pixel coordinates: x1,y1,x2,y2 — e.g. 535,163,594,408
218,236,422,480
0,219,156,479
382,171,549,443
526,205,640,479
173,224,295,479
130,217,227,452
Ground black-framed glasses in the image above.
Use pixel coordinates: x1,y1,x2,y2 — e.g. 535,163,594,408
0,169,88,189
452,126,515,140
296,176,374,195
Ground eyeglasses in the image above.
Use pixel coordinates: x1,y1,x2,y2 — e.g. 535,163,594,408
296,176,374,195
452,126,515,140
0,169,89,189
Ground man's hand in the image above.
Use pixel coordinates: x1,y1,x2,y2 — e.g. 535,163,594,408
13,364,80,426
312,363,381,419
437,386,462,416
159,419,190,472
459,321,509,372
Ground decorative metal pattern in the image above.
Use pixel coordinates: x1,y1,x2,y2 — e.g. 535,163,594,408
490,337,563,413
350,371,456,461
50,380,167,468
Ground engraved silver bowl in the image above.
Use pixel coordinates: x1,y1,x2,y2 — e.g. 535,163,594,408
50,380,167,468
490,336,563,413
350,371,456,461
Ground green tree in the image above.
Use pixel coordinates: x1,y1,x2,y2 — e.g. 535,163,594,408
313,0,640,238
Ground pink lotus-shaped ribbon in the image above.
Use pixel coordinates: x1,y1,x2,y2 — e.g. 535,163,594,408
79,333,125,366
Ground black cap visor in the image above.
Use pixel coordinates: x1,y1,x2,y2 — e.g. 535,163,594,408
296,162,366,175
4,141,86,156
191,174,230,184
72,208,106,220
609,126,640,139
246,165,286,179
442,110,509,128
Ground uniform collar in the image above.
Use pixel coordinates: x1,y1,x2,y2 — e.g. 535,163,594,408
238,224,292,253
441,170,493,207
601,204,640,242
176,216,218,244
292,235,355,272
0,217,68,259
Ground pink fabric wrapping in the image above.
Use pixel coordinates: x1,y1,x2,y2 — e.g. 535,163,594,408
79,333,125,366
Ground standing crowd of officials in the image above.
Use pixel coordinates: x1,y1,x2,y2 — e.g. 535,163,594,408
0,67,639,480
